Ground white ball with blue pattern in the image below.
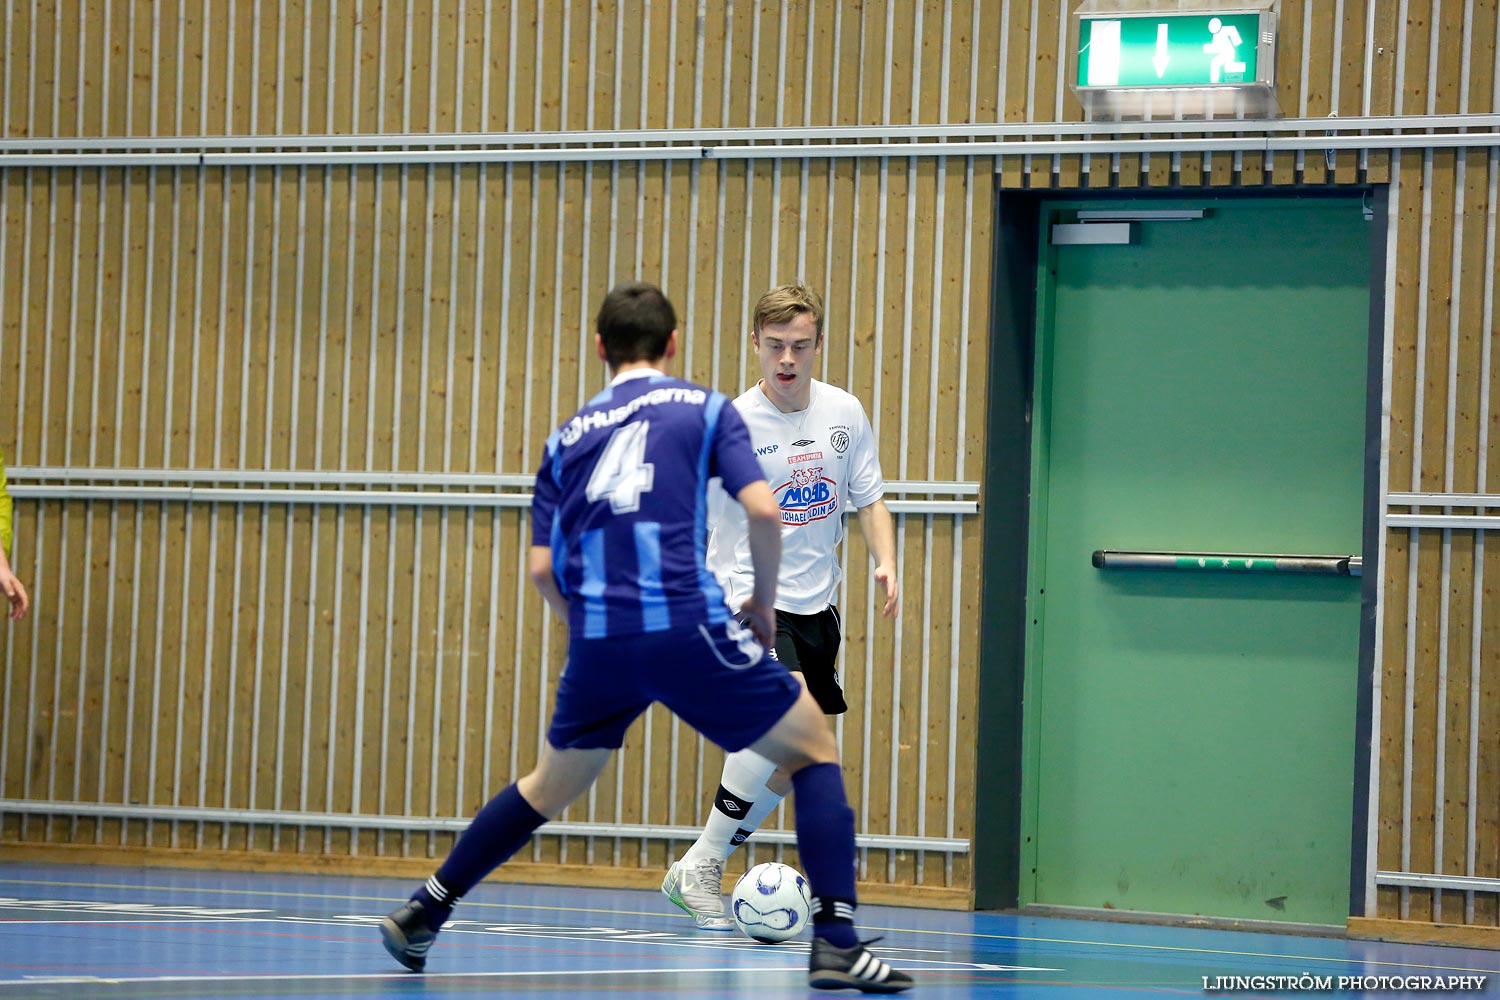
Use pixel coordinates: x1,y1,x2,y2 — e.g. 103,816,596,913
730,862,812,943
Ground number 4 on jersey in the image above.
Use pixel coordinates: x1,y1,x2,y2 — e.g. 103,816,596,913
585,420,656,513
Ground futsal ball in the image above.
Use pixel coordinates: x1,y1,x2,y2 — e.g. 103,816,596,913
730,862,811,943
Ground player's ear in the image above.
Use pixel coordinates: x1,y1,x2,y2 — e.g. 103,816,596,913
665,329,679,360
595,332,607,361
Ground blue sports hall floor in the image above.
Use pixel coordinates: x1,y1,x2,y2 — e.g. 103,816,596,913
0,863,1494,998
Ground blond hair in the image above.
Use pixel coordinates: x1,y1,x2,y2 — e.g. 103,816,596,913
752,284,825,342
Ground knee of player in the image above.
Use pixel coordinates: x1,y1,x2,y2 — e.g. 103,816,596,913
813,727,839,762
790,728,839,770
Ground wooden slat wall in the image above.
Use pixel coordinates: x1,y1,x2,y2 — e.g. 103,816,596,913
0,154,991,893
0,2,1001,900
1368,0,1500,937
1375,145,1500,934
0,1,1496,921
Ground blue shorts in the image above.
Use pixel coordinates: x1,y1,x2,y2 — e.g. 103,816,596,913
547,619,803,752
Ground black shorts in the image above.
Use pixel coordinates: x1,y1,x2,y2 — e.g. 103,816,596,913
742,606,846,715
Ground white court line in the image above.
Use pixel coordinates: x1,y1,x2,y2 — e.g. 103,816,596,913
1,878,1492,977
8,966,808,987
0,908,1058,975
272,915,1056,970
12,958,1040,989
0,898,267,917
1,918,259,925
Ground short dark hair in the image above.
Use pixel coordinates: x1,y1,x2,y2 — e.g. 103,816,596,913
595,281,677,368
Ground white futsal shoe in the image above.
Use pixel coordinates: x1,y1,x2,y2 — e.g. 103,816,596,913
661,856,736,930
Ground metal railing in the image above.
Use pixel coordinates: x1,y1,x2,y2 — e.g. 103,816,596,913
0,799,970,855
2,113,1499,167
7,467,981,515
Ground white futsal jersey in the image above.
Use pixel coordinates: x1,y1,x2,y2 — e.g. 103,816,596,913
706,378,884,615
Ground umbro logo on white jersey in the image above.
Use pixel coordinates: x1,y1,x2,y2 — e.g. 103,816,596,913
791,438,815,446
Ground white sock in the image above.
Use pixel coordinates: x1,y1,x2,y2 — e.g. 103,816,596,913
726,787,787,858
681,749,778,864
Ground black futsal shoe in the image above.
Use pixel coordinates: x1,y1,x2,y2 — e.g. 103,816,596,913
380,898,438,972
808,935,915,993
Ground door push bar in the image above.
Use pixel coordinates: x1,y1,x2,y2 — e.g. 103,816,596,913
1092,550,1363,577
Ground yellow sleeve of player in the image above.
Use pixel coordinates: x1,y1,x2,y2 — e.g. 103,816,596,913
0,447,13,555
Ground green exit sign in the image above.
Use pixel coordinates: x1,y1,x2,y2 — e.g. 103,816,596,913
1077,11,1275,90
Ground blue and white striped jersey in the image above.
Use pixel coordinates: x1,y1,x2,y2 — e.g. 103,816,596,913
530,369,765,639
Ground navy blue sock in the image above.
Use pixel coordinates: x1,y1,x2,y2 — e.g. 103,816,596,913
412,783,547,930
411,874,458,929
792,762,859,948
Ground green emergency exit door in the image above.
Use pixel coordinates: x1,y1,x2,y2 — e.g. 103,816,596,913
1022,197,1371,925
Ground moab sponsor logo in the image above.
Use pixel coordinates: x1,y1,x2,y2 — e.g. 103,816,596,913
777,466,839,525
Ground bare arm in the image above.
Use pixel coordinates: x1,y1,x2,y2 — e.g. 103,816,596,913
0,545,27,622
527,545,571,623
735,479,781,648
0,460,19,620
856,498,899,618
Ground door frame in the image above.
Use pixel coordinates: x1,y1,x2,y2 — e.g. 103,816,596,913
971,185,1387,917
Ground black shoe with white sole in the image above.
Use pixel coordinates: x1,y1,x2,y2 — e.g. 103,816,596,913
808,935,914,993
380,899,439,972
